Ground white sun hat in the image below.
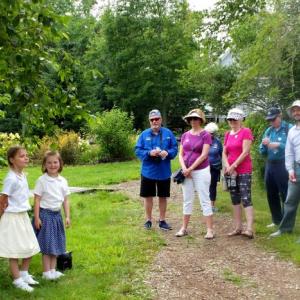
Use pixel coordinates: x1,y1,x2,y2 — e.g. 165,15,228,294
226,108,245,120
287,100,300,116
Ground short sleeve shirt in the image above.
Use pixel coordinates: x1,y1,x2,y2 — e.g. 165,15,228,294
34,173,70,211
181,130,212,170
2,170,31,213
224,127,254,174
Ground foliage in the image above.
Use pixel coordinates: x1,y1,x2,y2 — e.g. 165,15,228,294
99,0,196,128
89,108,135,162
244,112,268,184
0,0,85,136
0,133,21,166
35,131,92,165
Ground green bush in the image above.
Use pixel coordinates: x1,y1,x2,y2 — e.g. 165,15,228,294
0,133,21,166
244,112,268,184
89,108,135,162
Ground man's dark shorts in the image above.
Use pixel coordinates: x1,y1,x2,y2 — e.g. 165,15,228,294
140,175,171,198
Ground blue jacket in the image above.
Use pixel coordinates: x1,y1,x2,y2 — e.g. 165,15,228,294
259,121,293,161
135,127,178,180
208,136,223,167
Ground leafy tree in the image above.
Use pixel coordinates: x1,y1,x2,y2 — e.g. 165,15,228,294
0,0,84,136
99,0,196,128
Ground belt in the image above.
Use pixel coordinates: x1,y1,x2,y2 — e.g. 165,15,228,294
267,159,285,165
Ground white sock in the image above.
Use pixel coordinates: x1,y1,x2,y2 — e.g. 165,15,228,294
43,271,52,276
50,269,56,273
20,271,29,277
13,277,23,284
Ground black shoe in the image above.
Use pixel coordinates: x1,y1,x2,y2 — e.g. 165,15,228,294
159,220,172,230
144,220,152,230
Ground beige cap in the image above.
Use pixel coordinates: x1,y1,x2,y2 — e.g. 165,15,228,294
287,100,300,116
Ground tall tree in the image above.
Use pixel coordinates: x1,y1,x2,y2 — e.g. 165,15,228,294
99,0,196,127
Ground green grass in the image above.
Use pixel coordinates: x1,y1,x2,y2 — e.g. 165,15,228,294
217,176,300,264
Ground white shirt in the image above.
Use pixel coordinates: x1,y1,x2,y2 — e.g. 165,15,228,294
285,125,300,174
34,173,70,211
2,170,31,213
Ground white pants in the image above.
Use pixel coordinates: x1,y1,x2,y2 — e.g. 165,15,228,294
181,166,213,216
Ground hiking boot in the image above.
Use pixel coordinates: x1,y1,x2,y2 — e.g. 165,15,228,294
159,220,172,231
144,220,152,230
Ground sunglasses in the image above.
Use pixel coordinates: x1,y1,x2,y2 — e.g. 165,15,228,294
188,117,201,121
227,118,238,122
150,118,160,122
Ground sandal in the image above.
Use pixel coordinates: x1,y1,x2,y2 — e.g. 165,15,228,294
175,229,188,237
204,231,215,240
227,229,242,237
241,230,254,239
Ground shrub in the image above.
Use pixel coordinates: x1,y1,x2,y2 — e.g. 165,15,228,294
35,131,93,165
244,112,267,184
89,108,135,162
0,133,21,166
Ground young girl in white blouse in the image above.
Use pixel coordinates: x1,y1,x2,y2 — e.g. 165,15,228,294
33,150,71,280
0,146,40,292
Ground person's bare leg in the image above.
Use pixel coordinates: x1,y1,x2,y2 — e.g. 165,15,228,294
9,258,20,279
144,197,153,221
158,197,167,221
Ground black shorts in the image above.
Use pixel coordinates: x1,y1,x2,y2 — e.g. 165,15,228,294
140,175,171,198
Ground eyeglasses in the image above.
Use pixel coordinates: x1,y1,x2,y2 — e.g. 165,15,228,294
150,118,160,122
227,119,238,122
188,117,200,121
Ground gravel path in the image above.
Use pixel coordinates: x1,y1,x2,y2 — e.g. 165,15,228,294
113,180,300,300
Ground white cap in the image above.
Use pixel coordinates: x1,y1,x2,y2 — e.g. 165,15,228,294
226,108,245,120
204,122,219,133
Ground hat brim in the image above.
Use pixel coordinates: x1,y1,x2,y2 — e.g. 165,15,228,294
265,114,278,121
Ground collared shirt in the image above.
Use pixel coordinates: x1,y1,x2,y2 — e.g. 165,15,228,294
259,121,292,161
285,125,300,174
34,173,70,211
135,127,178,180
2,170,31,213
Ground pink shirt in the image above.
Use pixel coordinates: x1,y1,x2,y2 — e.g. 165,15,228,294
181,130,211,170
224,127,253,174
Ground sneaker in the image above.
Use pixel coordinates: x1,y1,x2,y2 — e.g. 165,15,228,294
159,220,172,231
266,223,276,228
13,278,34,292
269,230,282,237
51,270,65,279
144,220,152,230
175,228,188,237
22,274,39,285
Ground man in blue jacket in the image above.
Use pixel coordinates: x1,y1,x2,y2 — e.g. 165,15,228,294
135,109,178,230
259,107,292,227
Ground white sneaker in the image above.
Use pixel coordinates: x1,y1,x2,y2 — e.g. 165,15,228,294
269,230,282,237
52,270,65,279
266,223,276,228
22,274,39,285
42,271,55,280
13,278,34,292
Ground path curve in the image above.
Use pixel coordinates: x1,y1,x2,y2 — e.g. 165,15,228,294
113,180,300,300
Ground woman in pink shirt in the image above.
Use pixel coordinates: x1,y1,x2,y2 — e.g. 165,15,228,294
223,108,254,238
175,109,214,239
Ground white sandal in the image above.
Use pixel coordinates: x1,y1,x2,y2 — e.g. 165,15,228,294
175,229,188,237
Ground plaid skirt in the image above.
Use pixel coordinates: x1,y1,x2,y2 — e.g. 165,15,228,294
33,208,66,256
